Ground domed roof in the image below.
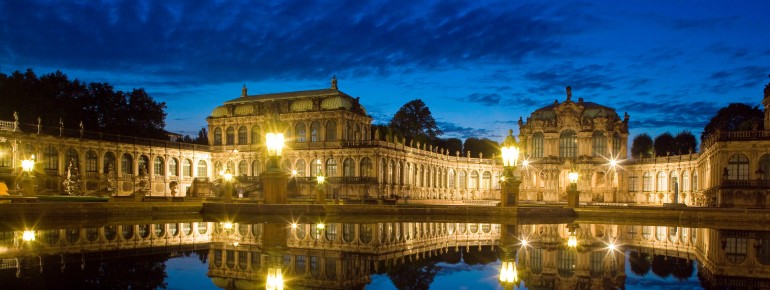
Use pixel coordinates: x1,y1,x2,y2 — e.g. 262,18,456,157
211,106,230,117
321,95,353,110
234,104,254,116
529,86,619,121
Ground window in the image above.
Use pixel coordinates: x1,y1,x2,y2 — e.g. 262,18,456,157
121,153,133,175
470,171,479,189
532,132,544,158
482,171,491,190
65,148,78,167
724,237,748,264
727,153,749,180
557,249,576,277
657,172,666,191
225,127,235,145
343,158,354,177
448,169,455,188
168,158,178,176
326,120,337,141
559,130,577,158
183,159,192,177
592,131,606,157
251,160,262,176
251,125,261,144
459,171,467,188
359,157,372,177
682,171,690,191
612,133,622,155
693,172,698,191
0,143,10,167
310,159,321,177
295,159,306,177
238,126,247,144
238,160,248,176
213,127,222,145
154,157,164,176
44,146,59,170
294,123,306,143
85,150,98,173
104,152,116,173
628,175,638,192
310,121,321,142
197,160,207,177
325,158,337,177
760,154,770,180
642,172,652,192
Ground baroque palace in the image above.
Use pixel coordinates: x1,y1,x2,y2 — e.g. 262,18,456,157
1,77,769,207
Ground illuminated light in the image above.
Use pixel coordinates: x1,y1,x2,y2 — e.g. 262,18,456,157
316,175,325,184
223,222,233,230
266,133,285,157
522,160,530,167
609,158,617,168
290,223,298,229
499,261,517,283
500,129,519,167
521,239,528,247
608,242,616,251
568,172,579,184
500,176,506,182
21,159,34,172
317,223,325,230
266,267,284,290
232,149,239,154
291,169,298,176
233,241,239,247
22,230,36,242
568,234,578,248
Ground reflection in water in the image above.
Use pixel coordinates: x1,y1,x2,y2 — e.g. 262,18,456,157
1,219,770,289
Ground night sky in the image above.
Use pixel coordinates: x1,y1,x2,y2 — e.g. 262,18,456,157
2,0,769,144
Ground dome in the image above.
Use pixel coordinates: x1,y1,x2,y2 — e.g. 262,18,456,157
290,99,313,112
321,96,353,110
529,101,619,121
234,104,255,116
211,106,230,117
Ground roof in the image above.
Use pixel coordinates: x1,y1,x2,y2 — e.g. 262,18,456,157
223,88,348,104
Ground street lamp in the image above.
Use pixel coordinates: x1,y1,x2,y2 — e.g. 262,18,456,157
316,175,326,204
265,132,284,172
263,130,289,204
500,129,521,207
221,168,234,202
567,224,579,249
567,171,579,208
20,155,36,196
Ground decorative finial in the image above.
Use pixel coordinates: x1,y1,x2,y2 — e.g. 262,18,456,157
241,84,247,97
331,75,338,90
566,86,572,101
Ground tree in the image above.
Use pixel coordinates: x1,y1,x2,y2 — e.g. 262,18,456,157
653,132,674,157
463,137,498,158
701,103,764,141
673,130,697,154
389,99,443,142
631,134,653,158
436,138,463,156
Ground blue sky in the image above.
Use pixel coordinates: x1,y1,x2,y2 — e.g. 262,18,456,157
2,0,769,143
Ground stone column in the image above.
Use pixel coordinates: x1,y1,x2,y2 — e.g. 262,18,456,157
263,172,290,204
501,168,520,207
567,182,579,208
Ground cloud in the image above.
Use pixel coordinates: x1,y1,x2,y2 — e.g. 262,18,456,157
437,121,495,139
617,101,722,131
463,93,501,106
706,66,769,94
522,62,617,95
0,0,586,85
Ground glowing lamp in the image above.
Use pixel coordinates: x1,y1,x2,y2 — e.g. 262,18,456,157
265,133,284,157
266,267,284,290
499,261,517,283
21,159,34,172
568,172,578,184
22,230,36,242
500,129,519,167
316,175,325,185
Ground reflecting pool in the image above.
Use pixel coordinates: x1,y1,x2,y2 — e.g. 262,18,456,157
1,216,768,289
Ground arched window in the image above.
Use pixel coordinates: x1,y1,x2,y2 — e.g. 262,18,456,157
251,125,261,144
154,156,164,176
482,171,492,190
670,171,679,193
459,170,467,188
121,153,133,175
559,130,577,158
612,133,622,155
237,126,247,145
470,171,479,189
85,150,98,174
251,159,262,176
183,159,192,177
325,158,337,177
656,172,666,191
238,160,248,176
294,123,306,143
727,153,749,180
310,121,321,142
44,146,59,171
360,157,372,177
326,120,337,141
0,142,10,168
760,154,770,180
104,152,116,174
197,160,207,177
65,148,78,166
592,131,606,157
532,132,544,158
213,127,222,145
310,159,322,177
388,161,395,184
343,158,354,177
295,159,306,177
724,237,748,264
168,158,178,176
682,171,690,191
693,172,698,191
448,169,455,188
642,172,653,192
225,127,235,145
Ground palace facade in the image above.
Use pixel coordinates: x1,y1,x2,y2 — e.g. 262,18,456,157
1,77,769,207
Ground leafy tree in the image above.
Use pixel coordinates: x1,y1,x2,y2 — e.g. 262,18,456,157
653,132,674,157
701,103,764,141
673,130,697,154
463,137,498,158
436,138,463,156
631,134,653,158
0,68,168,140
389,99,443,142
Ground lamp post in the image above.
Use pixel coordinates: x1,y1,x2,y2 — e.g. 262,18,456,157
20,155,35,197
500,129,520,207
498,223,522,290
316,175,326,204
567,224,579,249
567,171,579,208
221,168,233,203
262,132,289,204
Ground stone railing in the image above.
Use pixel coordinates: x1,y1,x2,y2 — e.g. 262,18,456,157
701,130,770,151
720,179,770,189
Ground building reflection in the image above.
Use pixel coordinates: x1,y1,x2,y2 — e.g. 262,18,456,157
1,219,770,289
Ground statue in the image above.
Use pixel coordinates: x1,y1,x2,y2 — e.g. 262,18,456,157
623,112,629,124
37,117,41,134
566,86,572,101
12,111,18,132
518,117,523,127
59,118,64,136
241,84,248,97
79,121,84,137
169,181,179,196
331,75,338,90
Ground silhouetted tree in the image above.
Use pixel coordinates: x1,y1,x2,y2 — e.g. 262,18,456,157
631,134,653,158
629,251,651,276
389,99,443,143
650,254,673,278
653,132,674,157
436,138,463,156
701,103,764,142
387,256,440,290
673,130,697,154
463,137,498,158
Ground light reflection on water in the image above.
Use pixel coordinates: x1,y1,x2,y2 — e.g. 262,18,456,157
0,216,766,290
